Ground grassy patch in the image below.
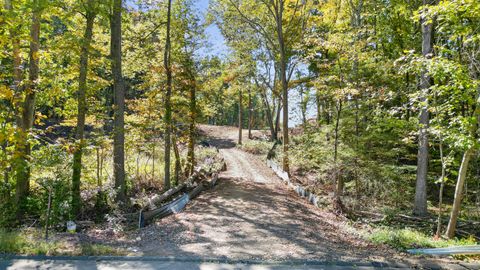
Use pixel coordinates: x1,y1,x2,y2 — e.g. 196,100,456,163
239,140,273,156
0,229,126,256
80,243,127,256
0,229,66,255
368,227,477,251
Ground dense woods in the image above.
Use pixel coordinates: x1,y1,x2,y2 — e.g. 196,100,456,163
0,0,479,254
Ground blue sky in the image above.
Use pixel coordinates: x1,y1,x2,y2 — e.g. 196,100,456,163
193,0,229,57
126,0,228,58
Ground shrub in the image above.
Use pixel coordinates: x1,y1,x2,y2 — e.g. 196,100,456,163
239,140,273,156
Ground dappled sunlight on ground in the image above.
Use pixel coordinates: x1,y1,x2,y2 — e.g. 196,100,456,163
124,125,473,269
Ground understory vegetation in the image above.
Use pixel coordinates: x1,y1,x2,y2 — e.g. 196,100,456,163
0,229,126,256
368,228,476,251
246,125,480,253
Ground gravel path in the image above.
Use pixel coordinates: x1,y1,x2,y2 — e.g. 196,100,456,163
132,125,474,269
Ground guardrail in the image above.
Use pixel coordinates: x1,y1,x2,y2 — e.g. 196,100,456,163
266,158,321,208
407,245,480,255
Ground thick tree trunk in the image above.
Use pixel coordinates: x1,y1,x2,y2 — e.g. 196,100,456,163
15,0,41,218
238,90,243,145
275,2,289,174
274,101,281,141
72,3,96,218
111,0,126,201
163,0,172,190
413,0,434,216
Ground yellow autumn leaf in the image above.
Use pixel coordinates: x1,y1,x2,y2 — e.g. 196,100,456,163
0,85,14,100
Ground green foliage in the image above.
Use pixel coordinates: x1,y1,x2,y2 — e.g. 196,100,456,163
0,229,63,255
0,229,126,256
195,146,218,161
368,227,477,251
30,144,72,226
239,140,273,156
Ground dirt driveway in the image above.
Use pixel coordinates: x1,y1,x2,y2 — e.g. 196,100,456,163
133,125,472,269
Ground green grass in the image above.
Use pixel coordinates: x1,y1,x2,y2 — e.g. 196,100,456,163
368,227,477,251
79,243,126,256
239,140,273,156
0,230,60,255
0,229,126,256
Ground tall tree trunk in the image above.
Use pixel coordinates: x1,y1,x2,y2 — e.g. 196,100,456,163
435,132,446,237
172,134,181,185
405,72,411,120
72,3,96,218
152,141,155,180
163,0,172,190
334,100,343,196
300,87,307,127
2,138,7,189
4,0,19,200
248,89,252,139
238,90,243,145
96,147,101,187
15,0,41,218
434,93,446,238
413,0,435,216
274,101,281,141
266,99,276,141
187,77,196,177
325,100,331,125
275,1,290,174
5,0,23,125
315,90,321,125
111,0,126,201
1,120,9,200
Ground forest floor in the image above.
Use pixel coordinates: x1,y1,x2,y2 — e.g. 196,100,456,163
127,125,475,269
